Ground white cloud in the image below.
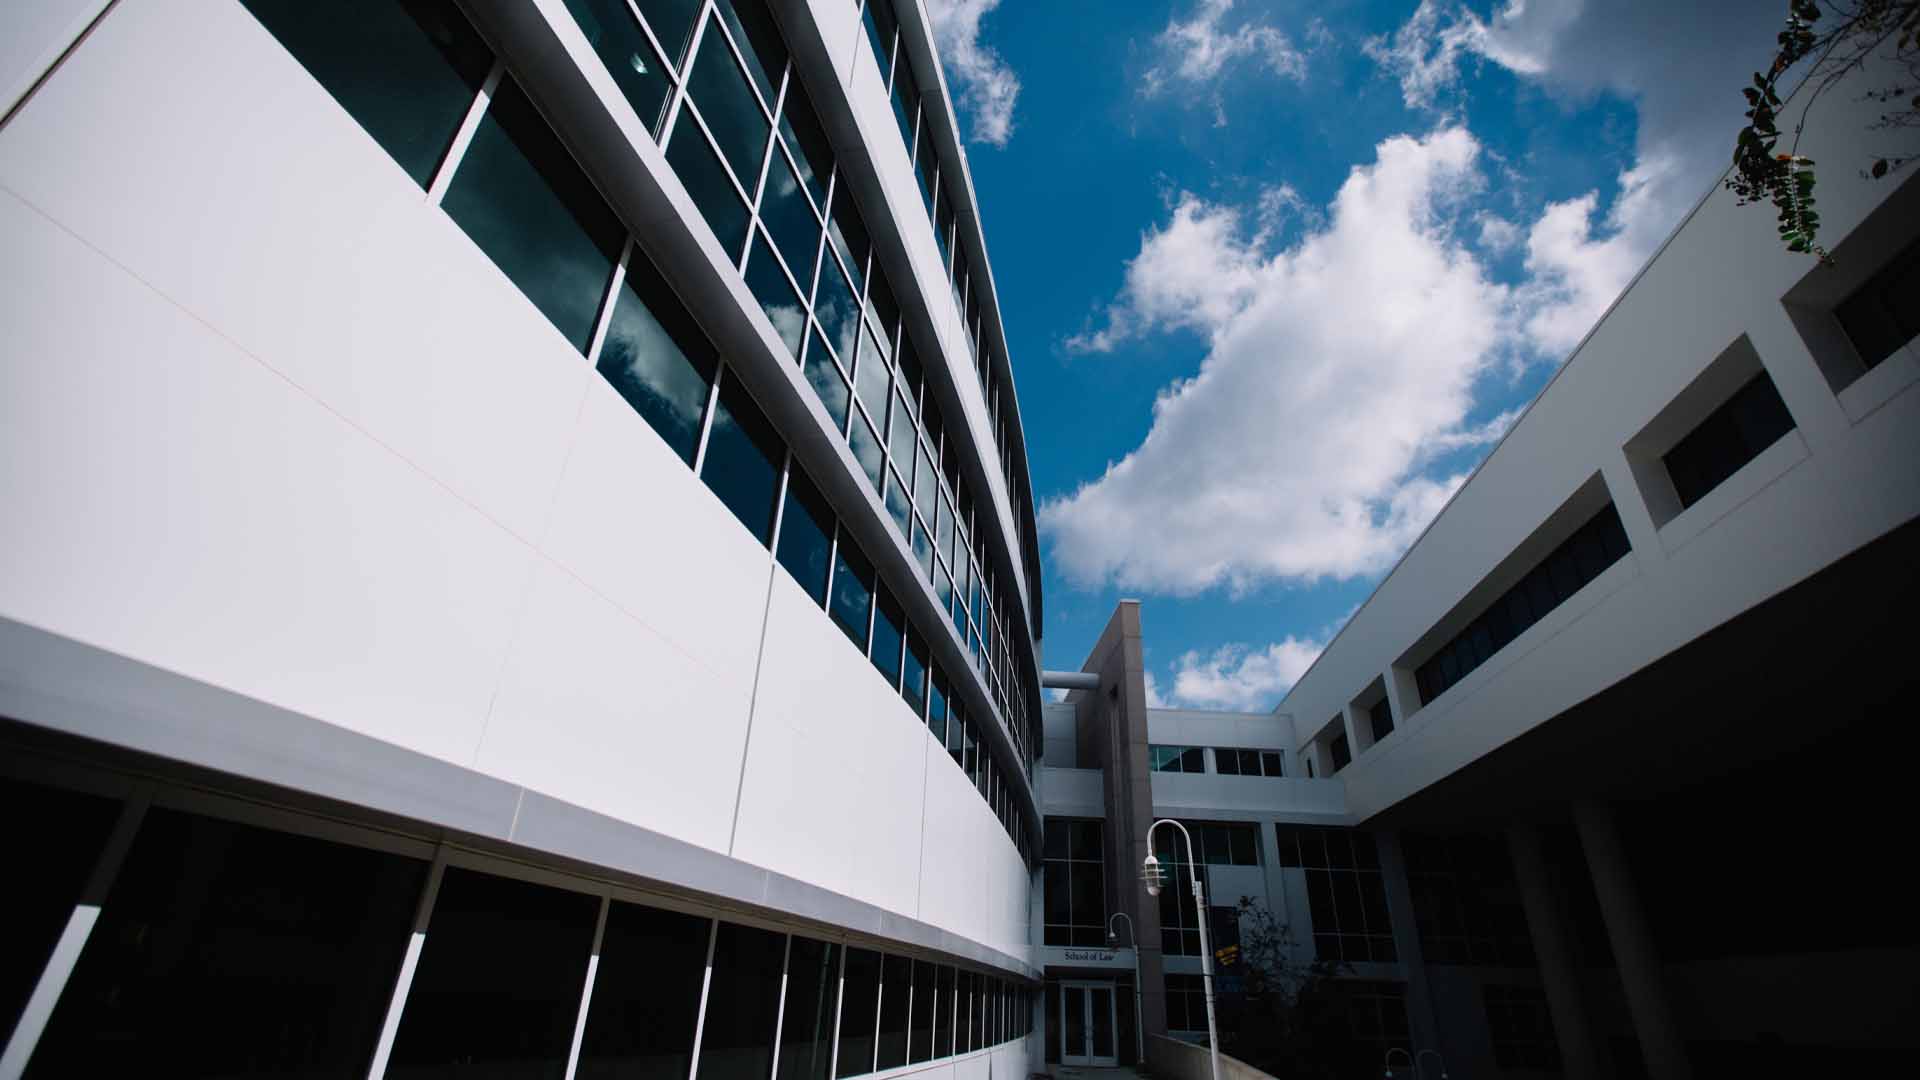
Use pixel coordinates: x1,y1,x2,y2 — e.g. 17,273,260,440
925,0,1020,147
1365,1,1778,359
1045,128,1509,595
1142,670,1169,708
1145,0,1307,111
1164,637,1327,711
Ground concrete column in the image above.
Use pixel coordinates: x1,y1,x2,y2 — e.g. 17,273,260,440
1573,801,1692,1080
1507,825,1602,1080
1374,831,1440,1059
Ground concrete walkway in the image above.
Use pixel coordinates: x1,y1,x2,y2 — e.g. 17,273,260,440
1047,1066,1149,1080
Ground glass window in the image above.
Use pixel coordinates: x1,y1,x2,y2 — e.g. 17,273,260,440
0,778,120,1034
777,466,834,604
744,230,806,362
909,958,936,1061
388,867,598,1077
835,948,880,1078
597,248,716,465
911,516,934,577
896,338,924,415
849,408,886,491
946,700,967,765
636,0,703,70
685,16,770,188
934,195,954,271
859,0,897,85
826,183,870,295
694,922,786,1080
1369,697,1395,742
778,938,841,1080
758,145,822,297
888,391,917,466
1215,747,1241,775
830,538,875,649
815,259,862,371
241,0,492,188
715,0,786,106
28,807,424,1078
916,132,938,217
802,328,851,431
1261,750,1284,777
563,0,673,135
443,77,623,354
935,496,954,566
871,588,905,689
890,62,918,160
1663,372,1796,510
883,467,913,537
933,966,955,1058
776,77,834,209
577,903,710,1080
929,670,949,744
854,330,892,425
866,270,899,359
876,954,910,1069
1835,237,1920,372
903,632,929,718
914,443,937,520
700,374,784,544
666,109,750,255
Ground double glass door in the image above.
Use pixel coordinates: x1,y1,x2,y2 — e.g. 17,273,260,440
1060,981,1117,1066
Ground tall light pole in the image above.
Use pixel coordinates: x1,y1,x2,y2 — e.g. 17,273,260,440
1142,819,1220,1080
1106,911,1145,1063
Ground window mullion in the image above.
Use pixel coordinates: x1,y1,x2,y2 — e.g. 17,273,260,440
426,57,506,206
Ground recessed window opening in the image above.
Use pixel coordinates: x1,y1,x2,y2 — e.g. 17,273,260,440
1662,372,1796,511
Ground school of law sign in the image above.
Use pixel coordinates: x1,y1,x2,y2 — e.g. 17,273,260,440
1040,945,1134,970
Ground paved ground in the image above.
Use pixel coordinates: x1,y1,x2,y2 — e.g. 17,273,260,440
1046,1066,1149,1080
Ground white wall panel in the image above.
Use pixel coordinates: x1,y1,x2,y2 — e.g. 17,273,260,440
732,571,930,915
475,558,759,853
0,189,532,767
0,0,103,115
0,0,592,543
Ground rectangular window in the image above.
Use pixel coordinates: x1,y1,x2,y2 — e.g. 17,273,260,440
1275,827,1398,964
903,632,929,717
778,938,841,1080
1834,235,1920,373
696,923,786,1080
929,670,949,744
744,230,806,362
1042,818,1107,947
563,0,674,134
802,327,851,430
597,247,717,465
909,958,936,1061
933,966,955,1057
30,807,424,1077
1260,750,1284,777
1369,697,1395,742
776,466,834,604
1330,732,1351,772
242,0,492,188
1403,832,1534,967
756,145,822,294
699,374,783,544
829,537,875,650
1147,744,1206,773
665,109,749,256
859,0,897,88
388,867,598,1076
443,76,624,354
577,902,710,1080
1662,372,1796,510
685,15,770,188
876,954,911,1070
871,588,905,689
1415,503,1631,705
836,948,880,1077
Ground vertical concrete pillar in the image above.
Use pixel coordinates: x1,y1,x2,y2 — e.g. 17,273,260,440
1573,801,1691,1080
1375,831,1440,1058
1507,824,1602,1080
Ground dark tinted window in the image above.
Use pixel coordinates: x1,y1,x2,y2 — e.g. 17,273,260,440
0,778,119,1036
636,0,702,69
1260,750,1284,777
1330,733,1352,772
1663,372,1796,510
902,632,929,718
1369,697,1395,741
876,954,910,1069
776,78,833,209
563,0,673,134
685,16,770,186
909,958,935,1061
777,938,840,1080
826,184,870,295
715,0,786,105
242,0,492,187
859,0,897,83
388,867,597,1077
1215,747,1241,775
1834,237,1920,373
597,250,716,465
444,77,623,353
759,144,822,287
815,260,863,374
849,409,886,490
776,467,834,604
700,375,783,544
871,588,905,688
830,539,875,649
666,114,749,256
835,948,880,1077
694,923,785,1080
577,903,710,1080
933,966,955,1057
30,808,422,1079
744,230,805,362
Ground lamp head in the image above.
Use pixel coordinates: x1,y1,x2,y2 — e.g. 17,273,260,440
1142,853,1163,896
1106,930,1118,946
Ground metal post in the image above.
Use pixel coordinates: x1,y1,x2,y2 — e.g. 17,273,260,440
1144,819,1221,1080
1109,912,1144,1064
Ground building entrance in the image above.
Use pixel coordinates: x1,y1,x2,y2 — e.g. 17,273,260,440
1060,980,1118,1066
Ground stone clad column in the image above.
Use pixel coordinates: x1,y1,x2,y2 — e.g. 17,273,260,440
1573,801,1692,1080
1507,824,1601,1080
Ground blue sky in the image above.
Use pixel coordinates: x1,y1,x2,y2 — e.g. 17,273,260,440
923,0,1777,710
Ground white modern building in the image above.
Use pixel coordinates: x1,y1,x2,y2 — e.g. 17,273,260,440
0,0,1047,1077
1034,59,1920,1080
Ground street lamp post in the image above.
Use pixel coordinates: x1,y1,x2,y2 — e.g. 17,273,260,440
1106,911,1145,1064
1142,819,1221,1080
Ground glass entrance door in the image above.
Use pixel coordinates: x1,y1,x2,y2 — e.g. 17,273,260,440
1059,981,1118,1066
